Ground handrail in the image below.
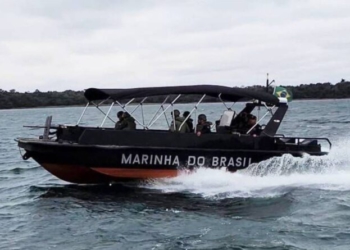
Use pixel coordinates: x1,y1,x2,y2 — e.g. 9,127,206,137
274,136,332,151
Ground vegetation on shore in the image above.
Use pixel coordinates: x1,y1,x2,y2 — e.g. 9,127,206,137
0,80,349,109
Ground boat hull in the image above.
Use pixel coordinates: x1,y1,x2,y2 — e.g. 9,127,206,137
41,163,113,184
18,139,327,184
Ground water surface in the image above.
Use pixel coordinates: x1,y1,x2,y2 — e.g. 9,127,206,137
1,99,350,249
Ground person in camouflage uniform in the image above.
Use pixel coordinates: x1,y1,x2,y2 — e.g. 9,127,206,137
196,114,212,135
119,112,136,130
169,109,190,133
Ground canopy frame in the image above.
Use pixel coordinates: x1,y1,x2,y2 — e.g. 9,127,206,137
77,86,281,133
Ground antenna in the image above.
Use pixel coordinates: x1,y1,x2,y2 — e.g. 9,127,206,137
266,73,269,92
266,73,275,93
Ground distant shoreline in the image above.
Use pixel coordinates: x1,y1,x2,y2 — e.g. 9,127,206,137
1,81,349,110
1,97,349,111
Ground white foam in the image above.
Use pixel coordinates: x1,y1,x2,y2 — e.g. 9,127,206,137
144,139,350,199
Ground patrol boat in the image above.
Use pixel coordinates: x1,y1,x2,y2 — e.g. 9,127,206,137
17,85,331,184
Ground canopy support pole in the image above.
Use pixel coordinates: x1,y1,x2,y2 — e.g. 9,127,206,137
229,102,236,110
161,105,170,127
218,93,232,110
128,97,147,128
141,103,145,127
97,98,109,106
147,96,169,127
130,97,147,115
179,94,206,131
247,105,275,134
122,98,135,109
115,100,146,129
172,102,176,131
147,94,181,129
91,100,116,124
264,102,274,116
100,102,115,127
76,102,90,125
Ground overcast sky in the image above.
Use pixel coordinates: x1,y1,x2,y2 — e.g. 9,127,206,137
0,0,349,92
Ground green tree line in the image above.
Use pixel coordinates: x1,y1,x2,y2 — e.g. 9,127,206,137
0,80,349,109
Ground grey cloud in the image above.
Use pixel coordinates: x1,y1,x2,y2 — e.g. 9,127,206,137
0,0,349,91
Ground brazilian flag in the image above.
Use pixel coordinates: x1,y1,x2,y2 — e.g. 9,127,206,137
273,86,293,102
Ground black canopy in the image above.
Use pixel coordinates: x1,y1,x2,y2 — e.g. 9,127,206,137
84,85,279,105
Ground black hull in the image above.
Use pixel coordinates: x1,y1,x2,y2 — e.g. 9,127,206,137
18,139,327,184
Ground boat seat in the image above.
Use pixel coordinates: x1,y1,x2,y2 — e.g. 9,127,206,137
218,110,235,127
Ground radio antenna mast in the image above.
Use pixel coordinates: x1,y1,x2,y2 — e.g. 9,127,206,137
266,73,275,93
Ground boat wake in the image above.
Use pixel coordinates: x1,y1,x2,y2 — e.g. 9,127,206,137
144,139,350,198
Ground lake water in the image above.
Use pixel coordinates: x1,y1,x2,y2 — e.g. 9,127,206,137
1,99,350,249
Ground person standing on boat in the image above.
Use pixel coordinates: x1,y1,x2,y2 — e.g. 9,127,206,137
196,114,212,135
119,112,136,130
170,109,190,133
115,111,124,130
183,111,194,132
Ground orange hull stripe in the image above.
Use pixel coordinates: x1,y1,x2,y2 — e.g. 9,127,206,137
41,163,110,183
91,168,178,179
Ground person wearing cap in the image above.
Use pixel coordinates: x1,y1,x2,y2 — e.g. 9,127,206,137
115,111,124,130
196,114,212,135
169,109,190,133
183,111,194,132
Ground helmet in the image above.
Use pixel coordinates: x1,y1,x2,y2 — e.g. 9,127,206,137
171,109,180,117
198,114,207,121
